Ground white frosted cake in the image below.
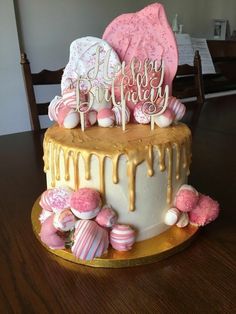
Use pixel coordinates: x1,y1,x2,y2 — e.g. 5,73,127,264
37,3,219,262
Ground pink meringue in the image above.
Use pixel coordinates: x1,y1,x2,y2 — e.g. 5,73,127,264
72,220,109,260
95,205,118,228
39,187,73,213
110,224,136,251
97,108,115,127
70,188,101,219
134,103,150,124
53,209,76,232
189,194,220,226
40,215,65,250
154,108,175,128
174,184,199,212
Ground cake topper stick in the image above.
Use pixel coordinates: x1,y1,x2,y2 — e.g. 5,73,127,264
76,79,85,132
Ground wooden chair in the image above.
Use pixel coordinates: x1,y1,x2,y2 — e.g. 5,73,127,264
20,53,64,131
172,50,205,134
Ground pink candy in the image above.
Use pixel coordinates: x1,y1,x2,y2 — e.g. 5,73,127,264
72,220,109,260
167,97,186,121
39,209,53,224
97,108,115,127
70,188,101,219
40,215,65,250
39,187,73,213
112,106,130,125
154,108,175,128
174,185,199,212
53,209,76,232
110,224,136,251
189,194,220,226
95,205,118,228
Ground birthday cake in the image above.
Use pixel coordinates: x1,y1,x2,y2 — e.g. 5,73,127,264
37,3,219,262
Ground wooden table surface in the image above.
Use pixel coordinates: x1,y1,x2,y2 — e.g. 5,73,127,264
0,95,235,313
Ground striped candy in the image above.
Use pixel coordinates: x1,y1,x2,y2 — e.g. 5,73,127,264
62,88,77,109
110,224,136,251
112,105,130,125
168,97,186,121
72,220,109,260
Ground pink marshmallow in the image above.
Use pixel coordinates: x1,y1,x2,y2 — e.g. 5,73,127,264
95,205,118,228
189,194,220,226
97,108,115,127
174,184,199,212
154,108,174,128
70,188,101,219
110,224,136,251
40,215,65,250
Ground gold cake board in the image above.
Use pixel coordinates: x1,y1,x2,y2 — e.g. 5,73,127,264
31,198,199,268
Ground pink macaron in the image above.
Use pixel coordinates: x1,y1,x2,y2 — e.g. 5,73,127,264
70,188,101,219
95,205,118,228
174,184,199,212
189,194,220,226
110,224,136,251
71,220,109,260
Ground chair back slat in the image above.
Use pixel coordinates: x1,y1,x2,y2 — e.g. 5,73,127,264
20,52,63,131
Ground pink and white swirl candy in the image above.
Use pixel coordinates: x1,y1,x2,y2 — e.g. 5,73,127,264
53,209,76,232
112,106,130,125
62,87,77,109
167,96,186,121
48,96,64,122
110,224,136,251
72,220,109,260
39,187,73,213
95,205,118,228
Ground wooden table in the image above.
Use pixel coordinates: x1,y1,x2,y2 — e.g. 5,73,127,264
0,96,235,313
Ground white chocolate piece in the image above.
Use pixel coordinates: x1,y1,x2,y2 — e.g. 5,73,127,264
164,207,180,226
176,212,189,228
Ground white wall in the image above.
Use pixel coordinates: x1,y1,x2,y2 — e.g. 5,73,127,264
1,0,236,135
0,0,30,135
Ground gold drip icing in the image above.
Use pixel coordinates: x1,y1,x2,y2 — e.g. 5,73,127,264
43,123,191,211
175,143,180,180
166,145,173,204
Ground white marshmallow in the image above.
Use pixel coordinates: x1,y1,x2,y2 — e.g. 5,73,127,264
164,207,180,226
63,111,80,129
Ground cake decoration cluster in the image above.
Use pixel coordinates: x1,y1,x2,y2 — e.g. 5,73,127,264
164,184,220,227
48,3,185,132
39,186,136,261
